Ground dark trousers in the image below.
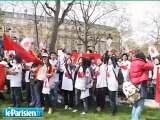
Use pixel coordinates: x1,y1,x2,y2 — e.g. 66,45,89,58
26,82,31,103
109,90,117,114
59,72,64,94
44,94,53,108
75,89,88,112
34,80,44,107
0,92,5,100
11,87,21,107
63,90,74,108
6,79,10,94
96,87,107,109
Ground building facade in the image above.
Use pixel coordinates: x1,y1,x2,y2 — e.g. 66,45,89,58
0,11,120,54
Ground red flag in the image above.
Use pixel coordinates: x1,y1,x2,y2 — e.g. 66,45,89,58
4,34,41,63
3,34,14,50
71,52,79,63
0,65,6,91
82,53,101,64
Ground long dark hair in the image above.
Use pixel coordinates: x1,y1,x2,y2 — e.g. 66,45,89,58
134,50,146,62
65,58,72,70
78,57,88,73
14,55,22,64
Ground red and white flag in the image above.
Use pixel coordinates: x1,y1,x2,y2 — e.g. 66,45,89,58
148,46,159,58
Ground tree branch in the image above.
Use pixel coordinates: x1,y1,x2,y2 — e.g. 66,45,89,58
58,0,75,26
38,0,52,17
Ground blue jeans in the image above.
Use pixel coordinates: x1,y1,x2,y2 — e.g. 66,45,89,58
109,90,117,115
11,87,21,107
132,99,145,120
50,82,59,106
34,80,44,108
30,84,36,105
75,89,88,113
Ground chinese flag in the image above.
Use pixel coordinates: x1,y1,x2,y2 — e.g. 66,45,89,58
4,34,41,63
0,65,6,91
71,52,79,63
82,53,101,64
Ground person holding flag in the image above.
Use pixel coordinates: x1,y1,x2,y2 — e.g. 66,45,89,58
0,54,7,100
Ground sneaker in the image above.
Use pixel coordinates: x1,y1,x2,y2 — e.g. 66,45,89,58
73,109,78,113
42,107,45,111
65,105,68,110
58,99,62,103
96,107,101,112
81,112,86,115
29,103,35,107
68,107,73,110
48,108,53,114
8,104,14,108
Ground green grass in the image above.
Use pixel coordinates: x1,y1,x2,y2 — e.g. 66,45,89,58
0,93,160,120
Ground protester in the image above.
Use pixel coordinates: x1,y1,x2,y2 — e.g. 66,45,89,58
42,53,54,114
88,57,96,105
119,53,131,82
49,52,60,106
107,56,119,116
29,63,38,107
86,49,93,54
9,55,23,107
95,57,107,112
24,62,32,104
61,58,75,110
149,57,160,96
73,57,91,115
34,53,47,108
0,54,7,100
6,54,15,94
130,50,154,120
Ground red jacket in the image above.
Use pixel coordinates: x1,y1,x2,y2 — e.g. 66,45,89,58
130,57,154,84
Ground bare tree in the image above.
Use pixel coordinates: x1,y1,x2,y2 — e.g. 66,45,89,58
106,4,132,54
39,0,75,52
21,1,45,49
68,1,118,52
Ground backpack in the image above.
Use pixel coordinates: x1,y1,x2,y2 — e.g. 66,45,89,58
123,81,141,104
113,68,124,85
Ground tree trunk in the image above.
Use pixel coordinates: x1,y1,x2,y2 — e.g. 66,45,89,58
35,21,39,49
49,21,59,53
84,43,88,53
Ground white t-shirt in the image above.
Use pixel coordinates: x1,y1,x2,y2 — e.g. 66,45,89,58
10,63,22,87
25,62,32,82
119,60,131,82
25,71,30,82
107,65,118,91
149,64,160,84
61,66,74,91
36,65,47,81
96,64,107,88
75,67,91,90
49,59,60,82
6,60,15,80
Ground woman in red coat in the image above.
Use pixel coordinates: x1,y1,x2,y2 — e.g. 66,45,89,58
130,50,154,120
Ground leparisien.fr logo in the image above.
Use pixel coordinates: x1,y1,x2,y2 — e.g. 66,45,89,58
2,108,43,118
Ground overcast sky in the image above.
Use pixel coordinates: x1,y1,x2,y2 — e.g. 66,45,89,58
1,1,160,45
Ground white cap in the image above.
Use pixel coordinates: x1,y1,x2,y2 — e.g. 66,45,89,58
42,53,49,57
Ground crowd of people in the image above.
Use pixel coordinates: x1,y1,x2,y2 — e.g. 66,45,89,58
0,46,160,120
